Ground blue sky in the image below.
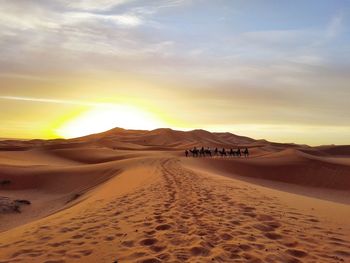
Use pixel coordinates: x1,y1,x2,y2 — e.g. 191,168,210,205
0,0,349,144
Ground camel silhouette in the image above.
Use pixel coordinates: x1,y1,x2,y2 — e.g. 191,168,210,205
204,148,212,157
185,146,249,158
190,148,199,157
243,147,249,157
214,148,218,156
219,148,227,157
199,147,205,157
229,148,235,157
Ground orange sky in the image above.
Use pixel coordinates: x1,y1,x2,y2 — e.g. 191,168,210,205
0,1,349,145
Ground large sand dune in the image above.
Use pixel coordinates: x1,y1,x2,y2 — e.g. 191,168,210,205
0,128,349,262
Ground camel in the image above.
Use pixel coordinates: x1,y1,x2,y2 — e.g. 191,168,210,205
243,147,249,157
197,147,213,157
214,148,218,156
204,149,212,157
190,148,199,157
199,147,205,157
185,147,246,158
229,148,235,157
219,148,227,157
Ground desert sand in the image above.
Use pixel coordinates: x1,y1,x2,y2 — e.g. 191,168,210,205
0,128,349,263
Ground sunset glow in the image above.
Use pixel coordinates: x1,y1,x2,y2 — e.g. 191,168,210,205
56,105,165,138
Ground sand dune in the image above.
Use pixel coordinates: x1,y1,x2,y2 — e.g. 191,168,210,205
0,128,256,151
0,149,79,166
49,147,143,164
79,128,255,148
0,128,349,262
187,148,350,191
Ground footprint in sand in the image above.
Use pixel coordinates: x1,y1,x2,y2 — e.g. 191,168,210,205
49,241,71,247
264,232,283,240
286,249,308,258
220,233,233,241
121,240,134,247
137,258,162,263
282,240,299,248
189,246,210,256
238,244,252,251
71,234,84,239
253,223,275,232
104,236,115,241
150,245,167,253
77,249,93,256
155,224,171,231
140,238,158,246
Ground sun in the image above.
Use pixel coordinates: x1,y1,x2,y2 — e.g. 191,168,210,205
56,104,164,138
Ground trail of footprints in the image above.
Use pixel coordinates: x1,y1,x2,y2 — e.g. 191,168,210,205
0,158,349,262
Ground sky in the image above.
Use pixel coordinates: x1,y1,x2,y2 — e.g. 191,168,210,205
0,0,349,145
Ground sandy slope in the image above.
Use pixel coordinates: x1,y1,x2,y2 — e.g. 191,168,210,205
0,128,349,262
1,152,350,263
186,149,350,191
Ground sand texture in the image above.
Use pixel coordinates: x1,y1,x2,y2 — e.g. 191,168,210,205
0,128,349,262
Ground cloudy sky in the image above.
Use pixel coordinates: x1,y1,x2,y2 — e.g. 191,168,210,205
0,0,349,145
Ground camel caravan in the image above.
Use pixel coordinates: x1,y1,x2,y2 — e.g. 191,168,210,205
185,147,249,158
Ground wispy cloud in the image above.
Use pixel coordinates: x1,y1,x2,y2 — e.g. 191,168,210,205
64,12,142,27
58,0,132,11
0,96,113,108
326,12,344,38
